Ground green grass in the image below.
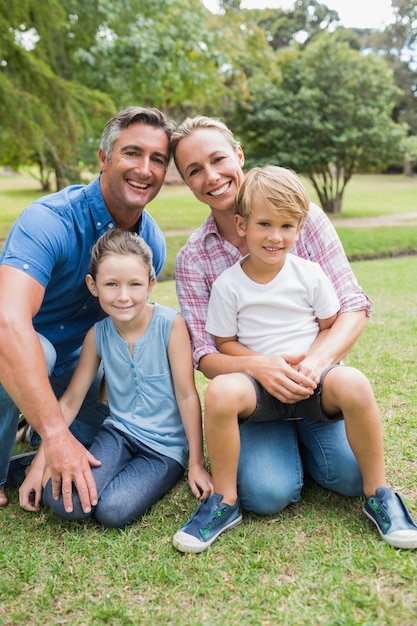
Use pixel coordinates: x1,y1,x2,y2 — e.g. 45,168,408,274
320,173,417,218
2,171,417,280
1,172,417,624
2,257,417,625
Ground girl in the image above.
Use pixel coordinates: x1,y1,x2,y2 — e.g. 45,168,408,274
25,228,212,527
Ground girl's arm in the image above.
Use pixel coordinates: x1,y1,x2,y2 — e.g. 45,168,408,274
168,314,213,500
19,328,102,512
58,328,102,423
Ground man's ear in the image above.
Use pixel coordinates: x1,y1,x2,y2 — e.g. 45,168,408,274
86,274,98,297
98,147,107,173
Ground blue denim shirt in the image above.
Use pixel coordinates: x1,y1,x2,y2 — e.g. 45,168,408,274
0,176,166,372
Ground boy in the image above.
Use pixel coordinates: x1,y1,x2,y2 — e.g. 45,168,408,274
173,165,417,553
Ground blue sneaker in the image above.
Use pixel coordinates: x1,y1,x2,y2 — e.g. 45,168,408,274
363,487,417,549
173,493,242,553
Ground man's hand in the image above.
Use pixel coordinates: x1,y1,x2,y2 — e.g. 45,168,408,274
43,430,101,514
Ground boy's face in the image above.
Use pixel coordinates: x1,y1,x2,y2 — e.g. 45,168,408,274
235,194,302,277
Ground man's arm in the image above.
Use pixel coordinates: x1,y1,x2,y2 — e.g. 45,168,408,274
0,265,98,513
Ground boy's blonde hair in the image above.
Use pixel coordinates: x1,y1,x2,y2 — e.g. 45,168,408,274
235,165,310,225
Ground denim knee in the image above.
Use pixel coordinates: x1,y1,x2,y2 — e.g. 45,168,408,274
237,420,303,515
297,418,364,498
42,479,93,522
239,478,302,515
93,500,137,528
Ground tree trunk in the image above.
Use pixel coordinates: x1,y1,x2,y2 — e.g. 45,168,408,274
321,193,343,214
404,159,414,177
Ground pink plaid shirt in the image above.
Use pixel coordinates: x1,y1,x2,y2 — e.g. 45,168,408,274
175,203,374,369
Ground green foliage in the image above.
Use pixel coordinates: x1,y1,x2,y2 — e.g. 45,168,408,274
1,0,416,197
0,0,114,189
249,0,340,50
86,0,223,115
233,33,406,213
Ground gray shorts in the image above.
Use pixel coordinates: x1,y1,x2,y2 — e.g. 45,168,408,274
242,364,344,424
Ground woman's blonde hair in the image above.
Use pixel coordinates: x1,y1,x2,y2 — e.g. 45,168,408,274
170,116,240,175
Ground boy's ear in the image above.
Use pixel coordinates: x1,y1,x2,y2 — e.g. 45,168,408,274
147,278,156,297
235,213,247,235
86,274,98,297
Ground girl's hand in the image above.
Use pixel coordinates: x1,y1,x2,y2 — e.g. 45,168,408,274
188,464,213,501
19,451,46,512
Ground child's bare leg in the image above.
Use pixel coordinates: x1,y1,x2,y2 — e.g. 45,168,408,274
321,366,387,497
0,485,7,507
204,373,256,506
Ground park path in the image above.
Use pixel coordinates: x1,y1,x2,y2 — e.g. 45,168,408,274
163,211,417,236
1,212,417,247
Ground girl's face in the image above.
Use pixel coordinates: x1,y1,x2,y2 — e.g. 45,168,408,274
174,128,245,212
86,253,154,324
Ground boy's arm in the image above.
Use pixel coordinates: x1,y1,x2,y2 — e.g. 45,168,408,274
168,315,213,500
19,328,102,512
216,334,259,356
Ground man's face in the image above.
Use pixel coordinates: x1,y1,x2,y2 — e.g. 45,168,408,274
99,122,169,218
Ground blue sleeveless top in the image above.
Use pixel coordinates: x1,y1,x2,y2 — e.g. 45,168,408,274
94,303,188,468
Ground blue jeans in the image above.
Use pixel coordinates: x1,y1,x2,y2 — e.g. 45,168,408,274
0,334,108,487
237,417,363,515
43,424,185,528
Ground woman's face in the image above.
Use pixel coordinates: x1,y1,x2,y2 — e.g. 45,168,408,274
174,128,245,212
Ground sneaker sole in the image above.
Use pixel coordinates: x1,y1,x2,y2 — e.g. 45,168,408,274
173,513,243,553
363,507,417,549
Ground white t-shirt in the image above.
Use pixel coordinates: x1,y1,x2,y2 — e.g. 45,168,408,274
205,254,340,356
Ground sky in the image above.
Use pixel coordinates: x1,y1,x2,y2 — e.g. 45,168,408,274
202,0,395,30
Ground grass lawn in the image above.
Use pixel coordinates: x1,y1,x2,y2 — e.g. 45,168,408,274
2,257,417,625
1,171,417,280
1,172,417,624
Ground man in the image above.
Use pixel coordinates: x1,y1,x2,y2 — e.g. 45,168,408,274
0,106,176,513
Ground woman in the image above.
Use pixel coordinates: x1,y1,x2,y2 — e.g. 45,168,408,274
170,116,373,516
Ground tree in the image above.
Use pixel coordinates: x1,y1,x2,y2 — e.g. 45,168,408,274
248,0,340,50
0,0,114,190
362,0,417,138
232,34,405,213
83,0,224,119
